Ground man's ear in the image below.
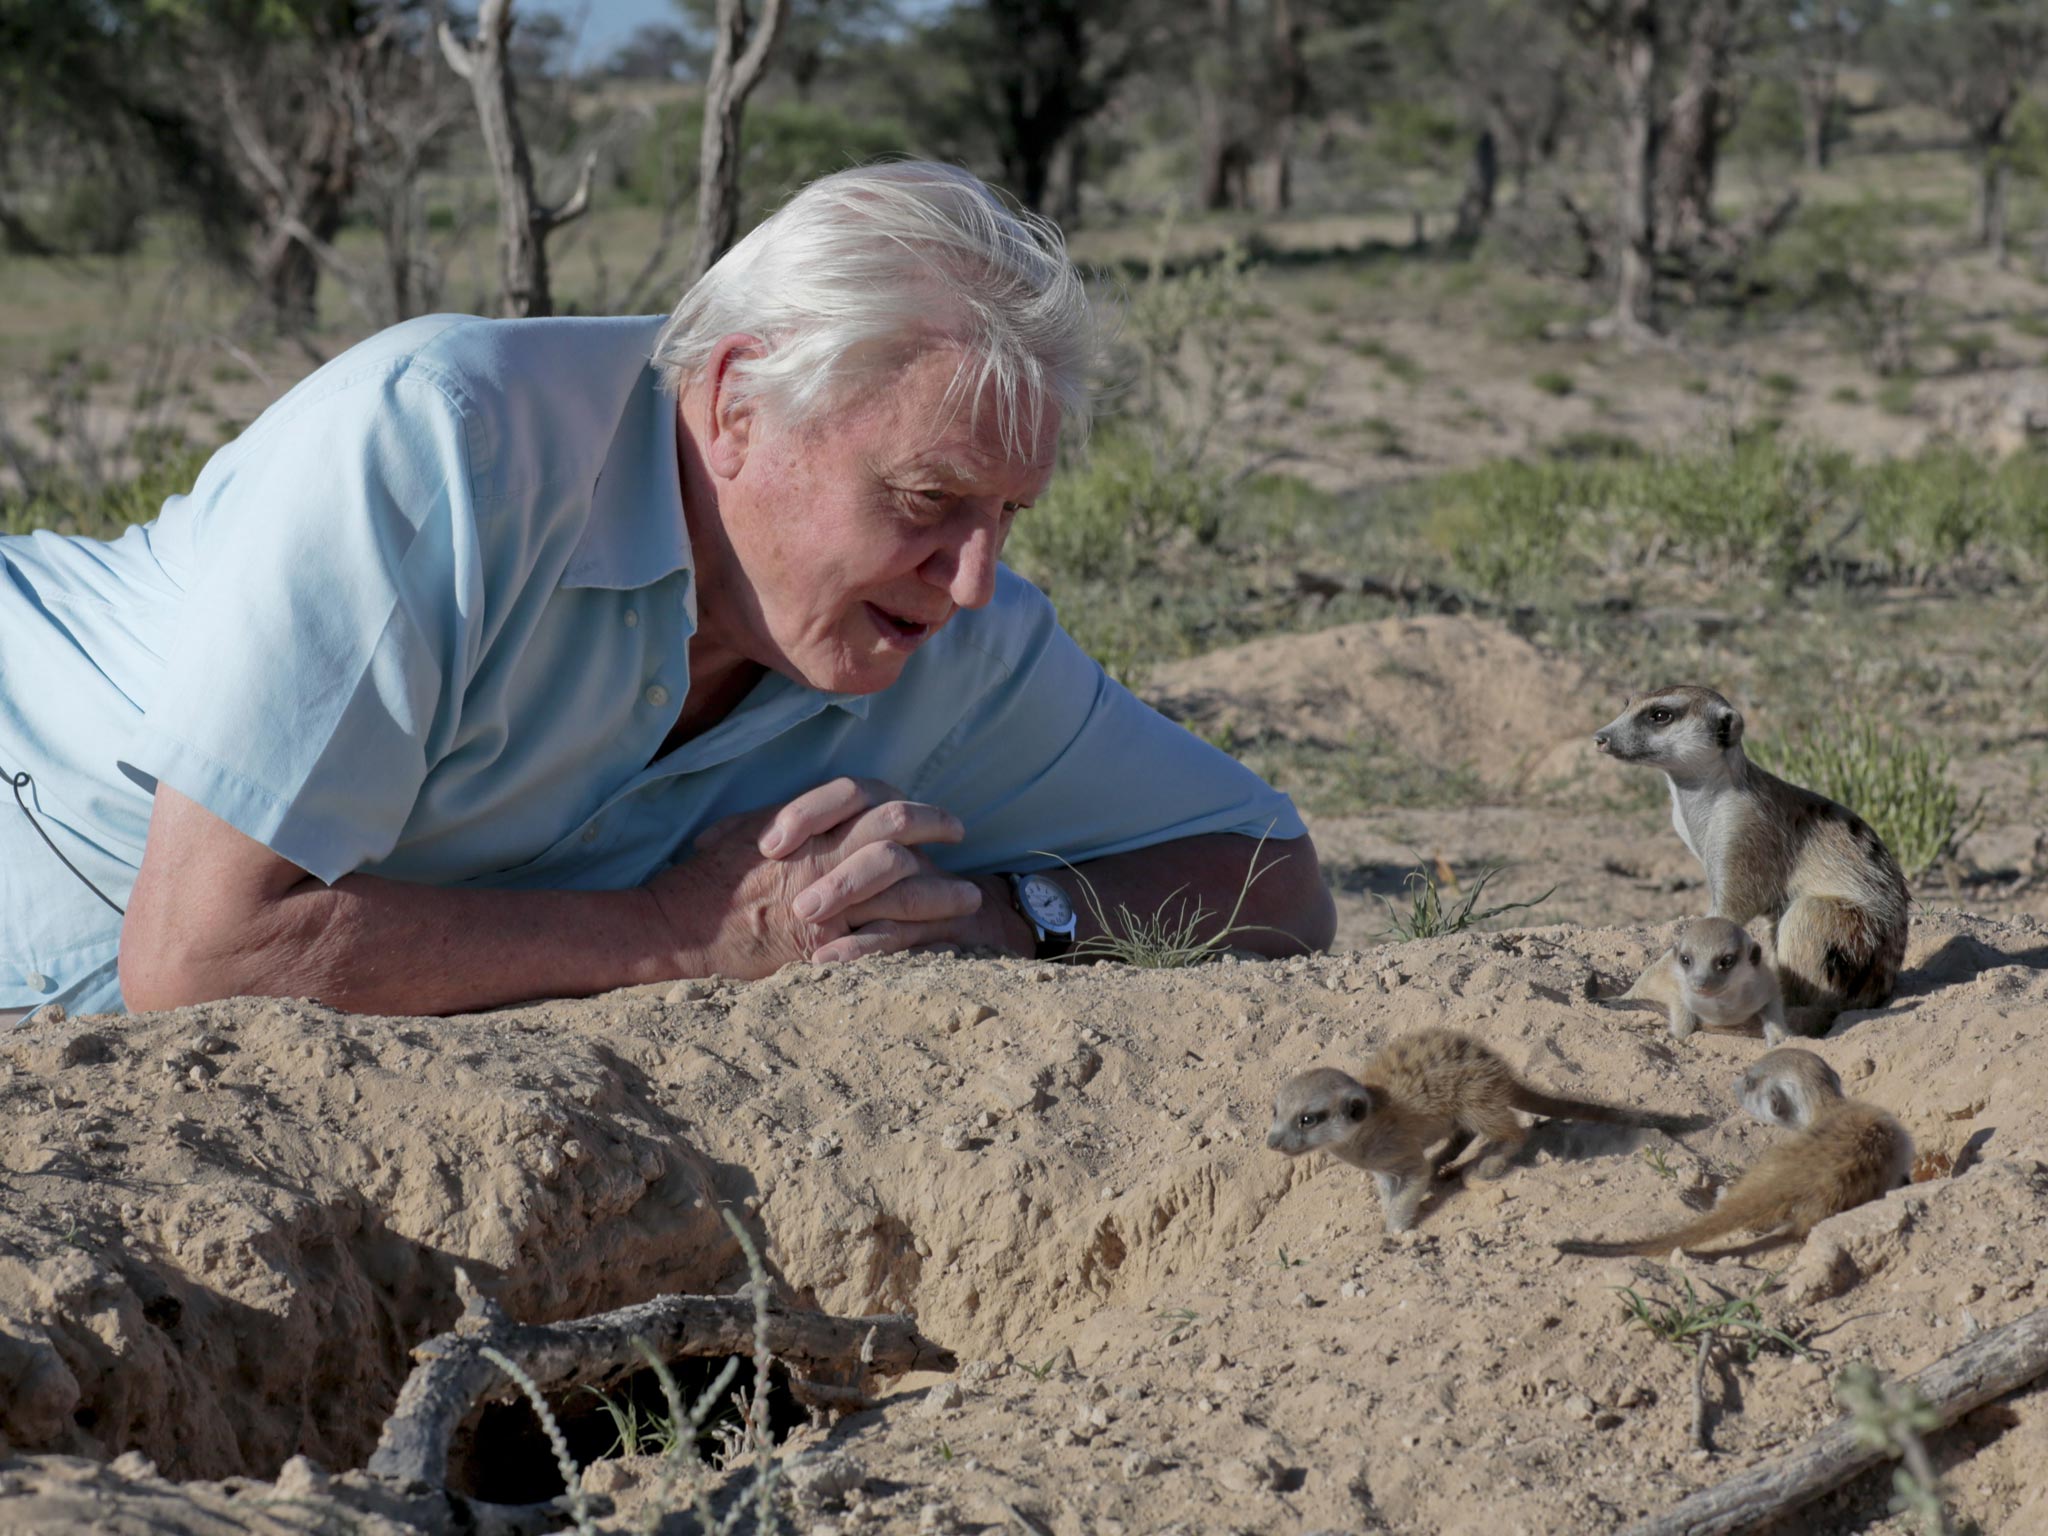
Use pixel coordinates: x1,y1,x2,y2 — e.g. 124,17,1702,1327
702,333,768,480
1715,703,1744,750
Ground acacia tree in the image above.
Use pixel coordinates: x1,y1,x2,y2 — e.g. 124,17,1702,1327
687,0,788,281
1573,0,1663,334
1881,0,2048,258
1655,0,1753,258
441,0,596,317
1767,0,1879,169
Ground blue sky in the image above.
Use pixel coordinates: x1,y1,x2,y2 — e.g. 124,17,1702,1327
523,0,680,72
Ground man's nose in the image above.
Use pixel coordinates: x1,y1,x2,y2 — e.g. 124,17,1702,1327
932,520,1000,610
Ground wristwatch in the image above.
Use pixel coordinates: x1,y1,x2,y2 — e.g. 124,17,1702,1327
1006,871,1079,960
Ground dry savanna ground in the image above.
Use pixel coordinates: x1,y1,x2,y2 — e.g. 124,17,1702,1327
2,118,2048,1535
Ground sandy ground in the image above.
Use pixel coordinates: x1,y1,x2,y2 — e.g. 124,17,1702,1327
0,892,2043,1534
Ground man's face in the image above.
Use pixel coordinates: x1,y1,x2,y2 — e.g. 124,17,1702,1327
699,346,1061,695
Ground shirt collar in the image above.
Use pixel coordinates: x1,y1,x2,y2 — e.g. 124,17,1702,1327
562,367,694,609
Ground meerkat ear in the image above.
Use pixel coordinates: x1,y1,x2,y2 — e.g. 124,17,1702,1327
1769,1087,1792,1123
1750,942,1763,967
1715,704,1744,749
1345,1091,1372,1122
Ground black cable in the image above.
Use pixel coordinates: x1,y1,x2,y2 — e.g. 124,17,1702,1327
5,766,125,916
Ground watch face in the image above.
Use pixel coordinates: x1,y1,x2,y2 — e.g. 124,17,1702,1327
1017,873,1076,932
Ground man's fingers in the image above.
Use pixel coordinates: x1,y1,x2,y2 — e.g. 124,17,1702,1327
816,799,965,861
794,842,976,924
841,874,984,927
757,777,905,858
811,922,917,965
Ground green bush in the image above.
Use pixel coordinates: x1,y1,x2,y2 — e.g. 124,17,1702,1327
1424,457,1584,601
1856,445,1999,576
2,435,212,539
1531,369,1576,397
1608,434,1846,585
1006,427,1221,584
1754,717,1982,880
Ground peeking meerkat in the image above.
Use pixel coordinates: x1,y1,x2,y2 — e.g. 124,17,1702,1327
1557,1049,1912,1259
1593,686,1909,1031
1611,916,1789,1043
1267,1028,1711,1234
1737,1046,1845,1131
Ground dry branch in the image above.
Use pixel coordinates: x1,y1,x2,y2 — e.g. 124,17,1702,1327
368,1277,958,1489
1622,1303,2048,1536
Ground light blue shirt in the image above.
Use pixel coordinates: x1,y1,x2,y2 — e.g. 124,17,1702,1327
0,314,1303,1018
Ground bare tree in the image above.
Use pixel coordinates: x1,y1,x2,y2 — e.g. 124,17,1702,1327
1256,0,1309,212
1881,0,2048,260
1655,0,1751,259
1769,0,1876,169
440,0,596,317
1197,0,1252,210
1574,0,1663,336
688,0,789,283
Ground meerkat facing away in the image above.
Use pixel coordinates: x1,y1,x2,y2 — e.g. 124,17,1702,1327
1737,1046,1844,1131
1557,1051,1911,1258
1609,916,1789,1043
1267,1028,1711,1234
1593,686,1909,1029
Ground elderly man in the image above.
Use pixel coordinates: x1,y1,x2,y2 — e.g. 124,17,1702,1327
0,162,1332,1025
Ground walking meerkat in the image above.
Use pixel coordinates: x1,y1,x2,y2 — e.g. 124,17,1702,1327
1593,685,1909,1030
1266,1028,1711,1234
1603,916,1789,1043
1557,1049,1912,1258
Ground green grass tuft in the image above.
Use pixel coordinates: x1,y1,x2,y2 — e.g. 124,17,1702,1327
1754,716,1984,880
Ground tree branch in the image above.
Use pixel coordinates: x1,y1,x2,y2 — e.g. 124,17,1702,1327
1622,1304,2048,1536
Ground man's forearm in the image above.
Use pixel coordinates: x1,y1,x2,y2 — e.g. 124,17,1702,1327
122,872,681,1017
1055,832,1334,958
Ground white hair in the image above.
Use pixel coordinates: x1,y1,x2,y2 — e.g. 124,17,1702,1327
651,161,1095,455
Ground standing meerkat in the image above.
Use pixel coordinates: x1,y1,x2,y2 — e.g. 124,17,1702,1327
1267,1028,1711,1234
1557,1049,1912,1258
1593,685,1909,1029
1606,916,1788,1043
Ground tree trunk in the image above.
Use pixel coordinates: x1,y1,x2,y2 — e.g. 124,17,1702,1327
689,0,789,281
1256,0,1306,214
1655,0,1740,259
1453,126,1499,245
219,66,360,334
1798,68,1835,170
1197,0,1246,211
1980,151,2010,262
440,0,595,318
1607,0,1660,335
1049,134,1087,227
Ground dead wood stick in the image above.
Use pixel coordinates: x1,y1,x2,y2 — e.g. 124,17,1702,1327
368,1288,957,1488
1621,1304,2048,1536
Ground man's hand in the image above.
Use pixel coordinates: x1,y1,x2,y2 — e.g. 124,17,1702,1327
647,777,1030,975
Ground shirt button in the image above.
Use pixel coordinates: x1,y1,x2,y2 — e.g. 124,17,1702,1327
580,825,600,845
645,684,669,709
26,971,52,992
623,609,639,629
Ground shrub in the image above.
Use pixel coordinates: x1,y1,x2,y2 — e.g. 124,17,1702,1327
1423,457,1584,601
1006,427,1221,583
1754,717,1983,880
621,100,912,226
1608,434,1845,586
1855,445,1999,576
1532,369,1576,398
1,435,213,539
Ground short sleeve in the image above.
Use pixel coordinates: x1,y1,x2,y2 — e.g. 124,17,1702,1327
912,578,1305,872
122,365,487,884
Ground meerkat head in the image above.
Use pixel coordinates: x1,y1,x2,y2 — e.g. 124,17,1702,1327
1674,916,1764,999
1736,1047,1844,1131
1593,686,1745,774
1267,1068,1374,1157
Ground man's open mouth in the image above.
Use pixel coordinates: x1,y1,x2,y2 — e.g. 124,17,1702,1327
865,602,939,649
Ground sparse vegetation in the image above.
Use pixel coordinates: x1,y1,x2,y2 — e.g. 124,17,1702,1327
1755,717,1985,880
1531,369,1576,398
1377,864,1555,941
1836,1362,1971,1536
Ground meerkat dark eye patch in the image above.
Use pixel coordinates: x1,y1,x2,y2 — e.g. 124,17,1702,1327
1298,1111,1320,1128
1679,952,1692,968
1717,953,1735,970
1647,708,1673,725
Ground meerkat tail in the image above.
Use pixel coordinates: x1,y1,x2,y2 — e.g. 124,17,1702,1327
1508,1086,1714,1135
1555,1177,1793,1258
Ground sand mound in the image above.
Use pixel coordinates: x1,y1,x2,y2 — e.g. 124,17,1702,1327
1143,615,1605,795
1,909,2046,1533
